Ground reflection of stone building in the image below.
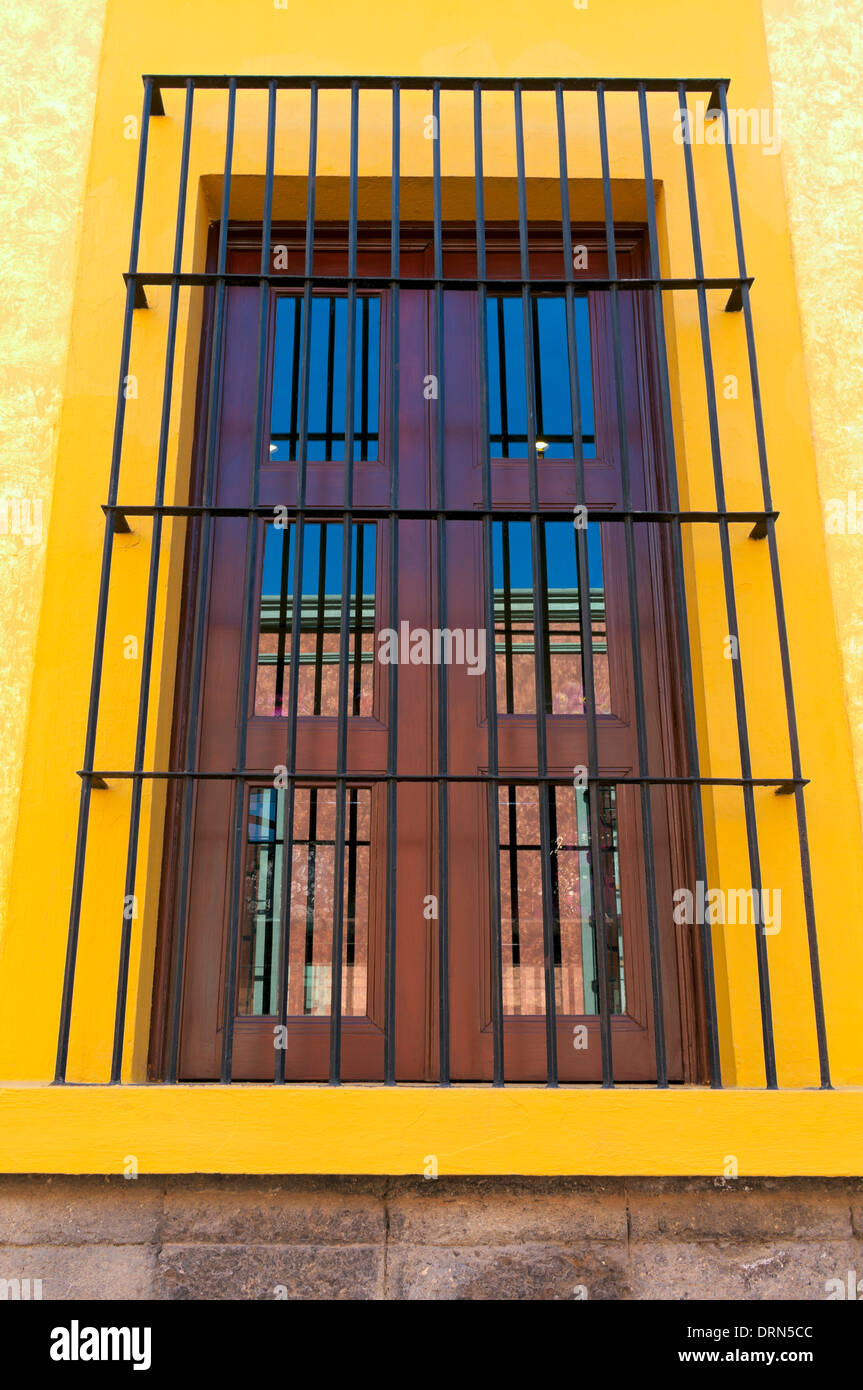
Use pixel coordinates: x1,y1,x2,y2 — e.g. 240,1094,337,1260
240,787,371,1019
256,591,377,717
498,782,623,1019
249,580,616,1023
495,586,609,714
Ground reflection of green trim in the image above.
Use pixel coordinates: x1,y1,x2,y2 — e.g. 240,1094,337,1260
259,588,603,634
494,587,607,654
259,594,375,632
495,587,605,619
258,651,374,666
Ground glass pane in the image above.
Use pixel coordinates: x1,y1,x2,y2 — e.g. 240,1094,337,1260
269,294,380,462
498,784,624,1016
492,518,609,714
238,785,371,1017
255,521,376,717
487,294,595,458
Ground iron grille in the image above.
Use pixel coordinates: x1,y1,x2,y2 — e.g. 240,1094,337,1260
55,74,829,1090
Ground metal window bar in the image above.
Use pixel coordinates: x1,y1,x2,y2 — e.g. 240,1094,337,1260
112,78,195,1083
514,82,559,1085
384,81,400,1085
432,81,451,1085
53,72,829,1094
677,82,776,1087
164,80,238,1084
553,83,612,1086
53,74,157,1084
635,82,722,1086
273,80,319,1084
595,81,667,1085
474,83,506,1084
716,84,830,1089
328,80,361,1084
220,78,278,1082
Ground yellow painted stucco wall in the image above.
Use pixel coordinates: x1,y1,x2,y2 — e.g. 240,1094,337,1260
761,0,863,818
0,0,862,1174
0,1,108,936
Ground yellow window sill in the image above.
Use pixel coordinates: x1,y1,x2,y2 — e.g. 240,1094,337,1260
1,1085,862,1175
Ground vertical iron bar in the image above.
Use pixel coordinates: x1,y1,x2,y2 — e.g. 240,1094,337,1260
384,81,401,1083
166,78,238,1081
548,785,562,966
288,296,301,457
274,514,291,715
554,83,613,1085
220,79,277,1081
507,785,521,967
637,83,721,1085
313,526,327,715
55,77,156,1083
596,83,667,1086
718,84,830,1089
501,520,514,711
352,523,364,715
531,297,545,446
496,296,509,456
432,81,450,1084
111,79,195,1082
476,80,506,1084
537,519,553,713
677,83,776,1087
514,82,558,1085
328,80,360,1083
274,81,319,1081
360,295,370,460
346,788,359,965
325,297,336,457
304,790,319,1014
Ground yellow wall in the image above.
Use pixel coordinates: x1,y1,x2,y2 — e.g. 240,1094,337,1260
0,1,107,937
761,0,863,819
0,0,862,1172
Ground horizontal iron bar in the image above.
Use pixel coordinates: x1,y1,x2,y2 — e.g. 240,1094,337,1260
80,770,807,787
105,503,779,525
145,74,730,95
125,271,753,294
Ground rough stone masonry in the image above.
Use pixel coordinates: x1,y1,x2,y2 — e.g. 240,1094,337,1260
0,1175,862,1301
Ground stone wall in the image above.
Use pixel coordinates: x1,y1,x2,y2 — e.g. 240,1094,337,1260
0,1176,861,1300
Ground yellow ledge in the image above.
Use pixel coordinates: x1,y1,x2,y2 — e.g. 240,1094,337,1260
2,1086,863,1176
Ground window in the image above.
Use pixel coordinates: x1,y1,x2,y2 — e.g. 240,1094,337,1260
270,295,381,462
492,519,609,715
499,784,623,1016
162,226,693,1083
56,76,830,1095
488,295,595,459
255,521,377,718
240,785,371,1018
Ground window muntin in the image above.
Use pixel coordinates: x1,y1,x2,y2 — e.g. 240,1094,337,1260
487,294,595,459
269,294,381,462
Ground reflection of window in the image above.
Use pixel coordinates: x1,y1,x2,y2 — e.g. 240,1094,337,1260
255,521,376,717
493,518,609,714
269,295,380,462
239,786,371,1017
499,784,624,1016
487,294,595,458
